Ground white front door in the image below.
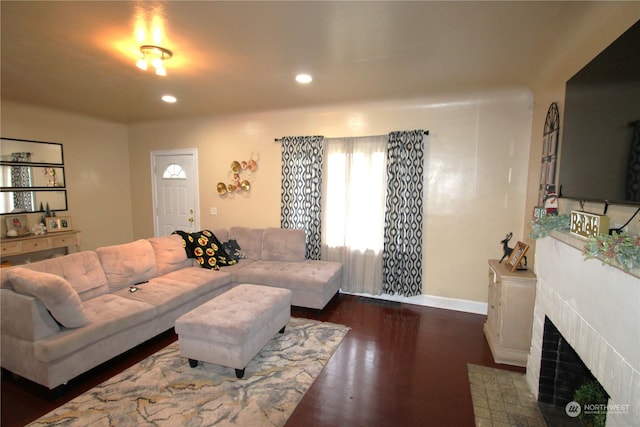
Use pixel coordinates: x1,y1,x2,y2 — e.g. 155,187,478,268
151,149,200,237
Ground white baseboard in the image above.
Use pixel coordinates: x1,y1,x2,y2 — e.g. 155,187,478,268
341,291,488,315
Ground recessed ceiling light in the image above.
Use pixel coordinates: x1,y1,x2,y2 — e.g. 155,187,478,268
162,95,177,103
295,73,312,84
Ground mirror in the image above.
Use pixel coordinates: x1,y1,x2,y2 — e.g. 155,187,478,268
0,138,63,164
0,166,65,188
0,138,67,215
0,191,68,214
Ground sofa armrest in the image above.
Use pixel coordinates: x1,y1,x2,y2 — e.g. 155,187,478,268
1,288,60,341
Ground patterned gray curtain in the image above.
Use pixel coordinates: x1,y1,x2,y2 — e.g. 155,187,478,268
382,130,425,296
280,135,325,260
11,152,33,210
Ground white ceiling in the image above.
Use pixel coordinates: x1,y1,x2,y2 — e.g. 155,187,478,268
0,1,627,124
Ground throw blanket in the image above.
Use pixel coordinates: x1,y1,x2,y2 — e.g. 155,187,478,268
173,229,237,270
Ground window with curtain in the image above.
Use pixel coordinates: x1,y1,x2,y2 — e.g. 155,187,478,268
321,135,388,295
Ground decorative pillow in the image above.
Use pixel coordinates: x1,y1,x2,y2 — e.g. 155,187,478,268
96,239,157,290
172,230,237,270
223,239,246,262
7,268,91,328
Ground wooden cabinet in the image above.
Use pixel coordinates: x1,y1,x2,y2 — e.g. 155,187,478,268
483,259,536,367
1,230,80,261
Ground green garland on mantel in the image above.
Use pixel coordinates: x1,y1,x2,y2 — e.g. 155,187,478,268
584,233,640,272
530,213,640,272
529,214,571,239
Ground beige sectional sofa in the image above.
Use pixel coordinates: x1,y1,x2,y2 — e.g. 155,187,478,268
0,227,342,390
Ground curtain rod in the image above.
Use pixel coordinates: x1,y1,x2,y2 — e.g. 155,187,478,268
274,130,429,142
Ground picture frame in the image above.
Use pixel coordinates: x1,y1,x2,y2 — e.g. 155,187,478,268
505,241,529,272
46,216,72,233
5,214,29,236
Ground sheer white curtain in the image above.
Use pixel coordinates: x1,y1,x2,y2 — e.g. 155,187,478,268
321,135,387,295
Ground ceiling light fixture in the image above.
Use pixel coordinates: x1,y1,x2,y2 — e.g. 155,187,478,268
136,45,173,76
295,73,313,84
161,95,177,103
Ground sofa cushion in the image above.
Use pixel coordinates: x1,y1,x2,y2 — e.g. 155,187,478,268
11,251,109,301
6,268,91,328
112,279,202,316
229,260,342,291
113,269,230,315
262,228,306,262
96,239,158,291
147,234,193,275
160,266,232,289
229,227,264,260
229,260,342,309
33,294,156,363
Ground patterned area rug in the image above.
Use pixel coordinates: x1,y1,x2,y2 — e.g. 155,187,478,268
467,364,546,427
29,318,349,427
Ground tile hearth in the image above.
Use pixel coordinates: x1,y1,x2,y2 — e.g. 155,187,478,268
468,364,545,427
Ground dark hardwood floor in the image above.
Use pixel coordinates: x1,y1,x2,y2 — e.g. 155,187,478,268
1,293,524,426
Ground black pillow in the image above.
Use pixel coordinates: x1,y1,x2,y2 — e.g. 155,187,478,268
172,230,237,270
223,239,245,262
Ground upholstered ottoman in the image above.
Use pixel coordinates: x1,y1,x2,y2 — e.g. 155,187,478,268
174,284,291,378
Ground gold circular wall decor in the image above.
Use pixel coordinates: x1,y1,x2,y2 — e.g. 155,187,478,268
217,151,260,198
216,182,227,195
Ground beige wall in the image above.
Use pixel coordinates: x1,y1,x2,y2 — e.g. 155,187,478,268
1,102,133,251
2,4,638,304
129,89,533,303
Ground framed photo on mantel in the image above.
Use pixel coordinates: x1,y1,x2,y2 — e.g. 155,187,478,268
505,241,529,272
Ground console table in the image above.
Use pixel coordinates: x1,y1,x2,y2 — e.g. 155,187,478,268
0,230,81,261
484,259,536,367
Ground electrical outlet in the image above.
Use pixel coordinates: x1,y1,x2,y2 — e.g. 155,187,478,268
210,207,217,215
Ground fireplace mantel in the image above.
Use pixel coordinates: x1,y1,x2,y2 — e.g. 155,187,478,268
547,230,640,279
526,233,640,425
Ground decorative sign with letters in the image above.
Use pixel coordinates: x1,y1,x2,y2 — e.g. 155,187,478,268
570,210,610,239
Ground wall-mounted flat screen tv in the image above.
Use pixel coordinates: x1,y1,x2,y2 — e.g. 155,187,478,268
558,20,640,206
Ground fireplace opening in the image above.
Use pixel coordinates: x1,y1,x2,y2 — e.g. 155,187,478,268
538,317,609,426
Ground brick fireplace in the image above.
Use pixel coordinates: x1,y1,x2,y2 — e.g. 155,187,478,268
538,315,608,425
526,232,640,426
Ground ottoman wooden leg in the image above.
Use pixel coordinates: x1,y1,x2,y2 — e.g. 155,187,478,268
279,326,285,333
235,368,245,379
188,359,199,368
